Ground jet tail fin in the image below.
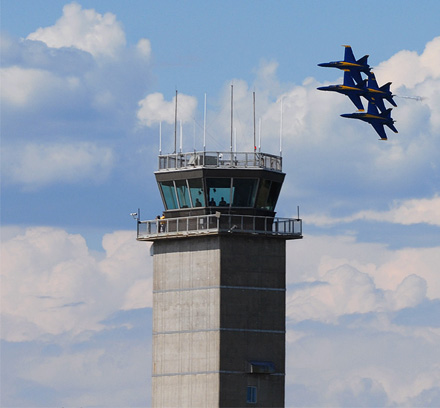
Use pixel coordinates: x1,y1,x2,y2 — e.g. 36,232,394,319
343,45,356,63
380,82,392,92
357,55,370,68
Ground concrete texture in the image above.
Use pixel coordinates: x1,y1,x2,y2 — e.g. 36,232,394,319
152,234,286,407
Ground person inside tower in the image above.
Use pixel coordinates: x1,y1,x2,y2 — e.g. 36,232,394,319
209,197,216,206
219,197,227,206
195,198,202,207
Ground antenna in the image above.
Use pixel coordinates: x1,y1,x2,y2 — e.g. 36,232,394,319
230,84,234,154
253,92,256,152
203,93,207,152
174,90,178,154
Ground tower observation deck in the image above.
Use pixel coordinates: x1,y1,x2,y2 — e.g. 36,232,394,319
137,149,302,407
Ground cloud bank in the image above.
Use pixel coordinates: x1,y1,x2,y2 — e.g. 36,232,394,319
1,2,152,189
2,228,439,406
1,227,152,342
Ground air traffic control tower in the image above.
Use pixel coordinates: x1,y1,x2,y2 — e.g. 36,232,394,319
137,150,302,407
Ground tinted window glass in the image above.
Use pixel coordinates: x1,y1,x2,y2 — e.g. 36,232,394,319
255,179,271,209
188,178,205,207
232,178,258,207
159,181,178,210
175,180,191,208
206,178,231,207
267,181,282,211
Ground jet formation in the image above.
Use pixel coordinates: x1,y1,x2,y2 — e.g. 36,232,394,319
318,45,398,140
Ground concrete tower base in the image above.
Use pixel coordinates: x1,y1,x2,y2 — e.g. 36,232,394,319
152,234,286,407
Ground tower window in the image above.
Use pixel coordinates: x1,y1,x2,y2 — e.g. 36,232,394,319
246,386,257,404
206,178,232,207
159,181,178,210
188,178,205,207
255,179,282,211
232,178,258,207
175,180,191,208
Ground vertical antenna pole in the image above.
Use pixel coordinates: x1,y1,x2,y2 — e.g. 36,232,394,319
253,91,256,152
279,97,283,157
230,84,233,155
174,90,178,154
203,93,207,152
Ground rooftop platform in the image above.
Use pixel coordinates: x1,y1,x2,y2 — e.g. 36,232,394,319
157,151,282,172
137,213,302,241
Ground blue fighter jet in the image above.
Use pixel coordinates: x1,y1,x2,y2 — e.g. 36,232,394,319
318,45,371,85
317,70,366,111
362,73,397,113
340,101,398,140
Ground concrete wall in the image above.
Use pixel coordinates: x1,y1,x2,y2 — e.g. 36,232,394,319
152,234,286,407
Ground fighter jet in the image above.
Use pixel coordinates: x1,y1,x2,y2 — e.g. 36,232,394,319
318,45,371,85
362,73,397,113
317,70,366,111
340,101,398,140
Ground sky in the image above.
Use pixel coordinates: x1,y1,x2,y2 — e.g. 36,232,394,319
1,0,440,406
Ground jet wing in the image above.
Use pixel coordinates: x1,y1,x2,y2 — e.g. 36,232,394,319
369,97,386,113
347,94,365,111
349,70,363,86
371,122,388,140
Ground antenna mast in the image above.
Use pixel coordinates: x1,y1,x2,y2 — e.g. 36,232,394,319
174,90,178,154
230,85,233,154
253,92,256,152
203,93,207,152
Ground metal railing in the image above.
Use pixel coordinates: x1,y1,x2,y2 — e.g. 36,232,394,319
137,213,302,240
157,151,282,172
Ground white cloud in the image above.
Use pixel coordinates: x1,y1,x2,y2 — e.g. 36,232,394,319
1,227,152,342
375,36,440,88
287,235,440,300
26,2,126,58
307,195,440,227
286,265,427,323
137,92,198,126
2,142,114,189
285,232,440,406
0,66,79,107
136,38,152,59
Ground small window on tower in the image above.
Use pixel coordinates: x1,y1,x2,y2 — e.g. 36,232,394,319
246,386,257,404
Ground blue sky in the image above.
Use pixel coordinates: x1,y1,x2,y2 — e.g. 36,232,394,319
1,1,440,407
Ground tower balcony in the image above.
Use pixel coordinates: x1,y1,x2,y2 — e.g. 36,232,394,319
136,213,302,241
158,151,282,172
